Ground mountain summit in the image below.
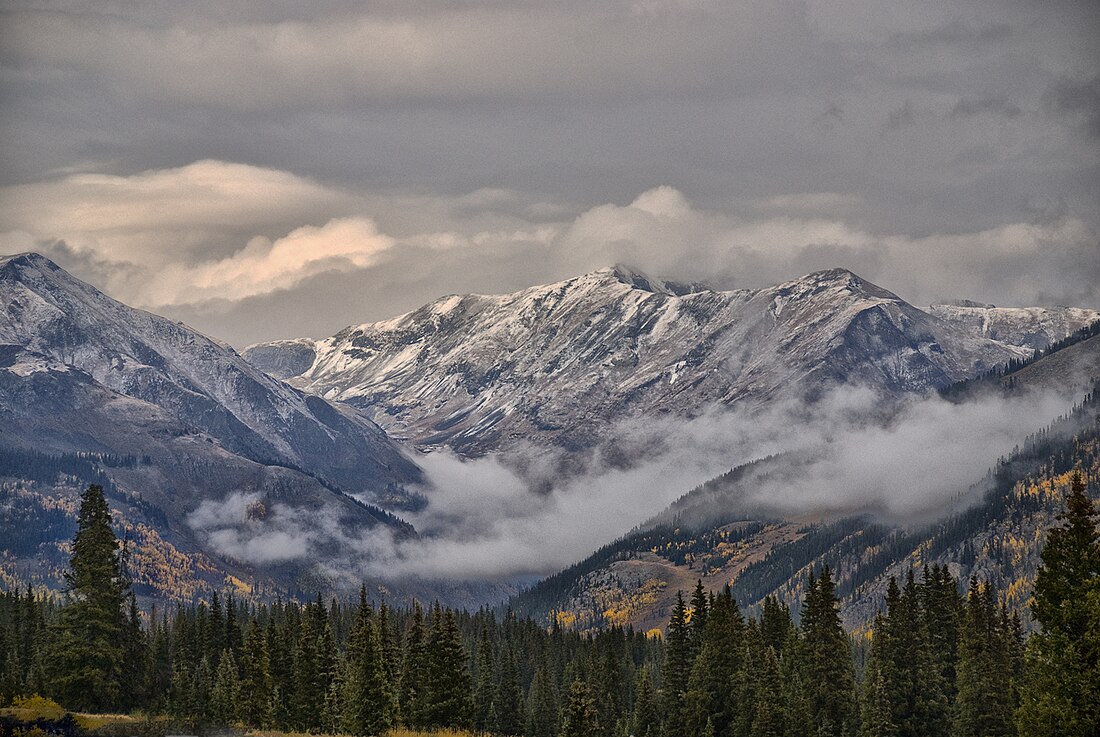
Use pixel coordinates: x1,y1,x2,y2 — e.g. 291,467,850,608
244,266,1086,455
1,251,421,499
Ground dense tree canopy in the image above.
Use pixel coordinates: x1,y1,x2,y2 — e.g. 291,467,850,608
0,481,1098,736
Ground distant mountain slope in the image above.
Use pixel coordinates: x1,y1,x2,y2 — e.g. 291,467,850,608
929,302,1099,351
246,266,1036,455
0,252,435,603
509,336,1100,633
511,390,1099,633
1,252,421,501
940,322,1100,401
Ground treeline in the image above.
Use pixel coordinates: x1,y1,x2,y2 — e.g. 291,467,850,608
2,477,1098,736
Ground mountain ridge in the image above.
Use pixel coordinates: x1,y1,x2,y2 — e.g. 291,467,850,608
244,265,1084,456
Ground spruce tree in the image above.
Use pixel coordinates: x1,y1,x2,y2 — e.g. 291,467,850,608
660,591,691,737
400,601,429,728
120,591,148,712
560,680,600,737
760,595,793,655
239,617,275,727
342,587,395,736
291,610,325,730
749,645,784,737
632,665,660,737
496,645,525,735
424,605,473,729
797,566,858,736
683,585,743,736
689,579,709,648
525,664,559,737
954,579,1014,737
474,626,496,731
47,484,127,711
1017,471,1100,736
210,649,241,725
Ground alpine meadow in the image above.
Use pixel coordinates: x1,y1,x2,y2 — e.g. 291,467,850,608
1,2,1098,737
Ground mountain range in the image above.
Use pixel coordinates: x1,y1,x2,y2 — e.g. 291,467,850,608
0,252,423,600
245,265,1094,456
1,252,1098,613
510,331,1100,633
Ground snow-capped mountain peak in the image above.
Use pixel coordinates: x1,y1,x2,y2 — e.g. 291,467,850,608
1,252,421,498
244,266,1088,456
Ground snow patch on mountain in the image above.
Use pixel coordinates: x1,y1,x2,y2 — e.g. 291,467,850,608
929,303,1099,351
245,265,1046,456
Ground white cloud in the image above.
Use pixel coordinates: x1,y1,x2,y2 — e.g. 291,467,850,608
338,384,1075,580
138,218,396,305
1,165,1095,343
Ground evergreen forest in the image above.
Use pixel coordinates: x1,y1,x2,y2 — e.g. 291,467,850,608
1,476,1098,737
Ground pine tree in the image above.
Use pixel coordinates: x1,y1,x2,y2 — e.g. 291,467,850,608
560,680,600,737
1017,471,1100,736
210,649,241,725
525,664,559,737
799,566,858,736
424,605,473,729
342,587,395,736
47,484,127,711
239,617,274,727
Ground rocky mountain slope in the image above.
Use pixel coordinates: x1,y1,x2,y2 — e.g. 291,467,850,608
509,337,1100,633
246,266,1070,456
929,302,1099,351
1,253,421,501
0,253,431,602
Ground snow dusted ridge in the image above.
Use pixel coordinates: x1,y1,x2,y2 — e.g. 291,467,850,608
928,303,1100,351
244,265,1077,456
0,252,421,498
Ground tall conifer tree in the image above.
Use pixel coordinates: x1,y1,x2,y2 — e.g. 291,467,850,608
800,566,858,736
1017,471,1100,736
48,484,127,711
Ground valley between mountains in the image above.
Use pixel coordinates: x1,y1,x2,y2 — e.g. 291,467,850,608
1,251,1098,633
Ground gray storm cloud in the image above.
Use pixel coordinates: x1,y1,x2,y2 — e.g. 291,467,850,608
0,1,1097,338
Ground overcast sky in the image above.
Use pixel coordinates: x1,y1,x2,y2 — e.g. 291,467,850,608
1,0,1097,346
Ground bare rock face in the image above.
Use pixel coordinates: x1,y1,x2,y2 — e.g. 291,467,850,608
928,303,1099,351
1,252,422,500
246,265,1049,456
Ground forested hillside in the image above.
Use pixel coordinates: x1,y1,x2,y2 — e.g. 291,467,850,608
511,380,1100,635
3,477,1097,736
